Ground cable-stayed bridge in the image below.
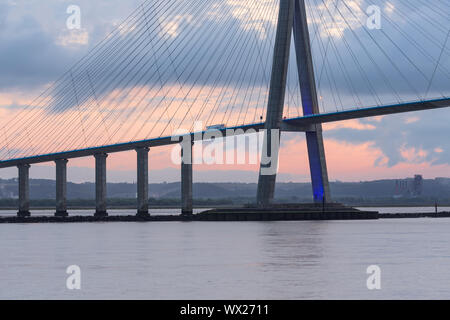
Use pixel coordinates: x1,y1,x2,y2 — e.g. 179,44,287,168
0,0,448,217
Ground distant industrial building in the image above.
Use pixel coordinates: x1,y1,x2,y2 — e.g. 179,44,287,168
394,174,423,197
412,175,423,196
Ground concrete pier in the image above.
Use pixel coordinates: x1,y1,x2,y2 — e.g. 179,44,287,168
55,159,69,217
17,164,31,217
136,147,150,217
181,142,193,215
256,0,294,207
94,153,108,217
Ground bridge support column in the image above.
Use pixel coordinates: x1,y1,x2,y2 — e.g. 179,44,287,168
293,0,331,203
136,147,150,217
17,164,31,217
256,0,295,207
181,142,193,215
55,159,69,217
94,153,108,217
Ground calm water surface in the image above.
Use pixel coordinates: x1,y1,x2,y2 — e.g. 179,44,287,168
1,208,450,299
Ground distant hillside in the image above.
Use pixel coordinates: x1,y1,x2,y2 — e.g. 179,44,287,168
0,177,449,205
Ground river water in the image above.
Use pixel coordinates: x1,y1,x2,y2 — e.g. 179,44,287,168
1,207,450,300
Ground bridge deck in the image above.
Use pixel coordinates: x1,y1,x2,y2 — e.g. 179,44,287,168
0,97,448,168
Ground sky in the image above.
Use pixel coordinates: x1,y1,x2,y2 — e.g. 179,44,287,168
0,0,448,183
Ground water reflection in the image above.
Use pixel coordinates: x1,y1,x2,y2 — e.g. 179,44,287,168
1,218,450,299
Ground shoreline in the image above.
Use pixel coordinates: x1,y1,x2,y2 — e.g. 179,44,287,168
1,211,450,224
0,206,215,211
0,204,449,211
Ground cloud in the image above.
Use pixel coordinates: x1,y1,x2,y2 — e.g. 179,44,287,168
0,0,448,173
159,14,193,39
0,2,9,27
309,0,364,39
0,15,87,90
225,0,277,40
404,116,419,124
325,108,450,166
1,0,448,104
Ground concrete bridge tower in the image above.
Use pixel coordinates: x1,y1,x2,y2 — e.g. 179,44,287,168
257,0,331,207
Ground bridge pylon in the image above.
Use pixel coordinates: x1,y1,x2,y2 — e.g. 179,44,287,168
257,0,331,207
